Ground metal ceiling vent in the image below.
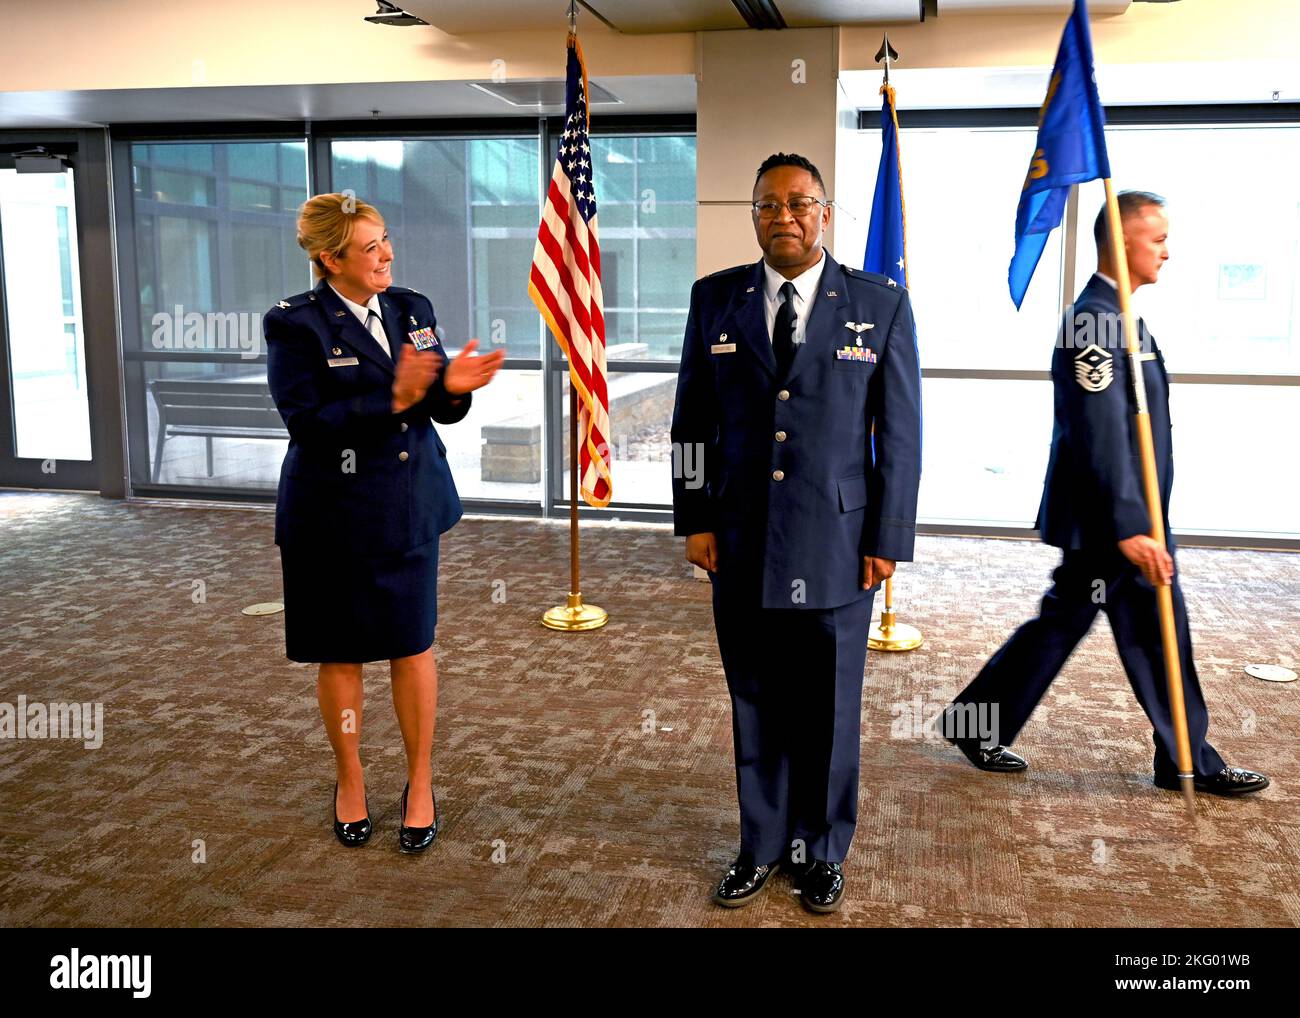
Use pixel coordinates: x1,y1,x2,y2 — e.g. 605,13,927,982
467,79,623,107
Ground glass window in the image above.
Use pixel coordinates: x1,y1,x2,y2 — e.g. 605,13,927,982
117,128,696,513
916,378,1054,528
859,127,1067,372
124,140,310,491
0,167,91,461
330,137,543,504
548,133,694,511
1072,125,1300,377
590,135,696,364
1166,383,1300,538
857,118,1300,540
331,137,541,362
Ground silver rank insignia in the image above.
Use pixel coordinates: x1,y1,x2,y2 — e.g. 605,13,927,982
886,278,897,287
1074,343,1113,392
277,300,291,309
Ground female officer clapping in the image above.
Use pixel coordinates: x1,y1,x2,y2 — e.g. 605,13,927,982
265,193,503,852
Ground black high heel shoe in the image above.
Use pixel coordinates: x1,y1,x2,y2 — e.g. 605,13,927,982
333,780,372,847
398,781,438,853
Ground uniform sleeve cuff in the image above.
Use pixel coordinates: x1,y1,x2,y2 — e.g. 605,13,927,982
862,519,916,562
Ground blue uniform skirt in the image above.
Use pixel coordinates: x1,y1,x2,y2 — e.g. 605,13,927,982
279,536,439,664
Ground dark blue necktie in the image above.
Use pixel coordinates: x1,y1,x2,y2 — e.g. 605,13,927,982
774,281,796,376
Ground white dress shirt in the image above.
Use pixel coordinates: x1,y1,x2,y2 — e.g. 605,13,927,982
762,250,826,347
329,283,392,360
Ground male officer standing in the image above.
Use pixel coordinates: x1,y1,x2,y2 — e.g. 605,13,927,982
672,153,922,913
942,191,1269,798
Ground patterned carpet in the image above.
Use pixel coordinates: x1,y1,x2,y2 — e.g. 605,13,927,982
1,491,1297,928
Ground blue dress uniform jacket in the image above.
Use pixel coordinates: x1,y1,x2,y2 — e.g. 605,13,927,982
952,273,1225,781
672,251,922,866
671,252,922,610
265,277,470,559
1036,273,1173,550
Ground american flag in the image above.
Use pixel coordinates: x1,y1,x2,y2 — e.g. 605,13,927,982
528,32,612,508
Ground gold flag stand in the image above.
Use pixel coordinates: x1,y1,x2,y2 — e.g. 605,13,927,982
868,577,923,652
542,383,608,632
1103,178,1195,816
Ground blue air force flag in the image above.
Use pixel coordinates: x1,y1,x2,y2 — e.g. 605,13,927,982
1008,0,1111,309
864,83,908,288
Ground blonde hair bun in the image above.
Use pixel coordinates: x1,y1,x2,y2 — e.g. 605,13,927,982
296,193,384,279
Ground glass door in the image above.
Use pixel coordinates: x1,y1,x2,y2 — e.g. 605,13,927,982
0,148,98,489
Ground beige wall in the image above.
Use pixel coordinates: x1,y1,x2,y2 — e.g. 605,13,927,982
696,27,842,275
0,0,693,92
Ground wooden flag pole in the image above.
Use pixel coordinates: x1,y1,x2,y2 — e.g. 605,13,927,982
865,41,922,654
1102,178,1195,816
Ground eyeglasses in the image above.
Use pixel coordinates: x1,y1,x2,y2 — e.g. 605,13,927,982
751,196,830,219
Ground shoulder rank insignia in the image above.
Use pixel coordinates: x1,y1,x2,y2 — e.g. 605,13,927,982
1074,343,1113,392
276,300,291,309
886,278,897,287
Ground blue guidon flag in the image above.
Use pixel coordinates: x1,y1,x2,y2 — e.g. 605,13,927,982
863,82,908,288
1009,0,1111,309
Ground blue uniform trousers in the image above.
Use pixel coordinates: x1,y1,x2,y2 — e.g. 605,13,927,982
711,582,876,866
953,550,1225,780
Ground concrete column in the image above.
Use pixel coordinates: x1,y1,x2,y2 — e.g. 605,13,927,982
695,27,843,277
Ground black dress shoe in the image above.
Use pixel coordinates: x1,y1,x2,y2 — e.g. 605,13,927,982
398,781,438,853
712,858,780,908
945,735,1029,772
1154,766,1270,797
333,781,372,847
795,860,845,913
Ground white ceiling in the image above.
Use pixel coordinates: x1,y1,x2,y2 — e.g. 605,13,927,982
0,75,697,128
401,0,924,34
400,0,1133,34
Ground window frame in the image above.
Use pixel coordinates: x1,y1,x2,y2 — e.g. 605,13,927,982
852,101,1300,546
109,115,695,524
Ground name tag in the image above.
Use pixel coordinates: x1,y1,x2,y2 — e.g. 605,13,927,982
711,343,737,354
408,327,437,351
328,356,360,368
